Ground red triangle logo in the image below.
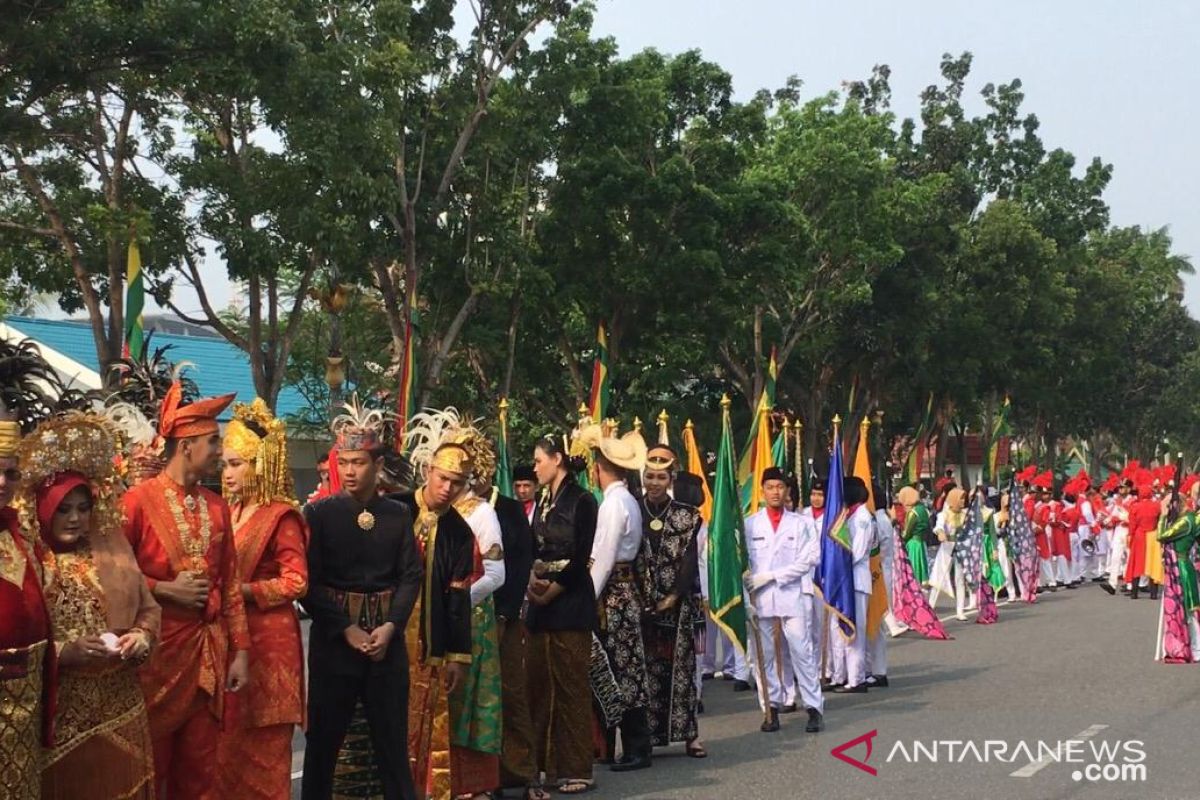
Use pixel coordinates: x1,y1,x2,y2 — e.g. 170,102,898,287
831,729,878,776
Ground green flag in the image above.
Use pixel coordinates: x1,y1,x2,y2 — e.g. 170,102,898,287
496,398,513,498
771,425,788,472
708,396,748,654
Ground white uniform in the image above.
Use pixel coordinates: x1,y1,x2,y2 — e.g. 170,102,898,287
867,508,892,678
828,504,873,689
1107,496,1131,590
459,494,506,606
797,506,826,660
1077,499,1098,580
930,508,969,618
744,508,823,713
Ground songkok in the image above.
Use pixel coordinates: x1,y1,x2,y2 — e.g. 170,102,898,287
158,381,234,440
513,465,536,483
760,466,786,486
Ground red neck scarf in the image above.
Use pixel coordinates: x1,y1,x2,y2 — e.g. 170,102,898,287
767,505,784,531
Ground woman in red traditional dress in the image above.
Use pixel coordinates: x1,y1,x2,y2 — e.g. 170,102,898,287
17,411,160,800
216,399,308,800
0,406,55,800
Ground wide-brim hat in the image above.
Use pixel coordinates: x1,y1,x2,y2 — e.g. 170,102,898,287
574,424,647,472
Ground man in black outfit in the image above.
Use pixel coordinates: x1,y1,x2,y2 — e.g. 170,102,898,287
300,408,424,800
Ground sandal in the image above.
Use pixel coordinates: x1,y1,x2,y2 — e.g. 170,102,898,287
557,778,595,795
686,740,708,758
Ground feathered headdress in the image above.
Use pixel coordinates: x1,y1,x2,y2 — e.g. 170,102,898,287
331,395,390,452
404,407,495,484
224,398,296,507
105,335,198,422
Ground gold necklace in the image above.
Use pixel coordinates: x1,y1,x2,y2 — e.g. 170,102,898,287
164,486,212,571
643,497,670,532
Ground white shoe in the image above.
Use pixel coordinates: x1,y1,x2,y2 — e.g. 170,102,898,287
956,613,968,622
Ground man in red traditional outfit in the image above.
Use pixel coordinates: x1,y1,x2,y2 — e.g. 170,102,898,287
123,383,250,799
0,403,56,799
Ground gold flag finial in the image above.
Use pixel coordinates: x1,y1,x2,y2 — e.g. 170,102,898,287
685,419,694,431
833,414,842,428
720,393,731,410
633,415,643,432
499,397,509,412
658,409,669,424
860,416,870,431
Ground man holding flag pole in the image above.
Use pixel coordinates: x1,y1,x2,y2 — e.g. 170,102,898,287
741,432,826,730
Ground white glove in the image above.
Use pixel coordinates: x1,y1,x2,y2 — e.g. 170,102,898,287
745,572,775,592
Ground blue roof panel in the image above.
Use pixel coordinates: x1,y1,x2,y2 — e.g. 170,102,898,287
3,316,308,420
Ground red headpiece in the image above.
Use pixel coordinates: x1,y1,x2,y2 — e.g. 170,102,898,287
158,382,235,440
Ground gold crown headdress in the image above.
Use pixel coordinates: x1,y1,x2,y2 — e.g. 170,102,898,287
14,411,124,544
224,398,296,507
332,395,390,452
404,407,495,484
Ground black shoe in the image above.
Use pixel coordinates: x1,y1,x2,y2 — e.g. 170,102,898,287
697,700,705,715
1150,585,1160,600
805,708,824,733
780,703,798,713
1036,586,1044,594
1065,582,1078,589
611,754,652,772
1100,583,1116,595
701,672,715,681
1131,584,1140,600
866,675,889,688
732,679,751,692
820,679,843,689
722,673,735,681
1057,581,1066,588
833,683,867,694
1048,585,1057,593
760,708,780,733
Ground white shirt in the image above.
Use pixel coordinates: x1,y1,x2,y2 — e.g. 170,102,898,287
589,481,643,598
744,508,820,616
849,504,874,594
460,494,506,607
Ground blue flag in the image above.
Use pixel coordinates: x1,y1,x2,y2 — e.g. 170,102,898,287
817,425,857,640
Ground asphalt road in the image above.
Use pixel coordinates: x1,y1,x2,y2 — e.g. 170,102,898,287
291,585,1200,800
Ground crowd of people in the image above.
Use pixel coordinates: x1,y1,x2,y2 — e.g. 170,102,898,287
3,351,1199,800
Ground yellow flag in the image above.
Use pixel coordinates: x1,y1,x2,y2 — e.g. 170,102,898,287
855,419,888,639
683,420,713,522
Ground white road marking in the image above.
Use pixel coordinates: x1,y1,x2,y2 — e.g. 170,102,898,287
1009,724,1109,778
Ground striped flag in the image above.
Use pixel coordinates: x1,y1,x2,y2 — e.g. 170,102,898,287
982,396,1012,485
395,279,418,450
123,238,145,359
587,322,610,422
496,398,513,498
744,402,774,513
902,393,935,485
683,420,713,522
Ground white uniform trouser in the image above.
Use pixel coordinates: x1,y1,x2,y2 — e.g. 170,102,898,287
866,602,889,677
829,592,870,687
754,602,823,713
701,614,737,674
1053,552,1072,584
825,613,846,684
1039,556,1056,587
997,538,1018,600
1108,527,1129,589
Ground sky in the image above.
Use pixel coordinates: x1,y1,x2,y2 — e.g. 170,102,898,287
161,0,1200,318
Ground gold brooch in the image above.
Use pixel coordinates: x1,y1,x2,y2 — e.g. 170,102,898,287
357,509,376,531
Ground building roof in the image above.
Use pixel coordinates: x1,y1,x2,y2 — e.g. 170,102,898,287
2,316,308,421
